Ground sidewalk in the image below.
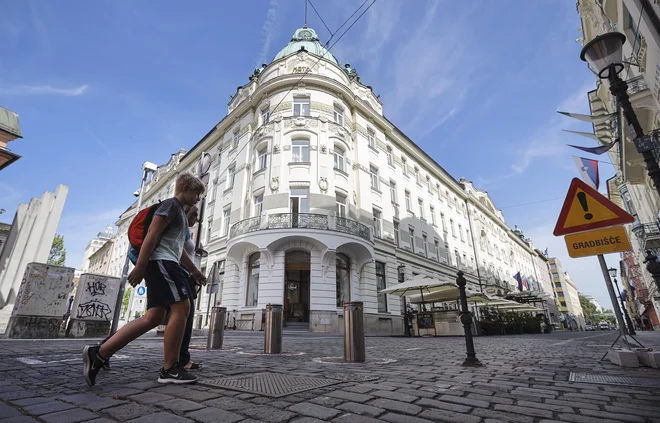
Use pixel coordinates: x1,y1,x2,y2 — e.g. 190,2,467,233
1,331,659,422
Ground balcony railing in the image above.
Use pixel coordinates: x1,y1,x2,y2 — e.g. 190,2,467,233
631,222,660,250
229,213,372,242
626,75,649,96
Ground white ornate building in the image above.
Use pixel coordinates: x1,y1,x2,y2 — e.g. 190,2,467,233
100,26,557,334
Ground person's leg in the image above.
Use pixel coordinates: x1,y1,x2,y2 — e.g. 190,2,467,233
99,307,166,359
163,298,190,369
179,292,195,367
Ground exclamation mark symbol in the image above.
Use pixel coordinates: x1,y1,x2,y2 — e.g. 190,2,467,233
577,192,593,220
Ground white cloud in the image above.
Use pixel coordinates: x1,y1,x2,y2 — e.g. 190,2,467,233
0,84,89,96
256,0,279,67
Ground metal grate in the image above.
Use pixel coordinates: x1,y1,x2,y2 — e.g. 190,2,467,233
324,373,380,382
199,372,340,398
569,372,660,388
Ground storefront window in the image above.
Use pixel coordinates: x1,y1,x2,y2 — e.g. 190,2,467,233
336,254,350,307
246,253,260,307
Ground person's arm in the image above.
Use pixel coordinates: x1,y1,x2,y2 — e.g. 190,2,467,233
180,250,207,286
128,216,168,287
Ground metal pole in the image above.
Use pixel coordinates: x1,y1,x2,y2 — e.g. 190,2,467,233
207,306,226,350
613,276,636,335
264,304,283,354
456,271,482,367
110,169,149,335
343,301,365,362
597,254,629,342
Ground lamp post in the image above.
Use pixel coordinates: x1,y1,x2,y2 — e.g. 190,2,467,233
608,267,636,335
580,32,660,194
398,265,411,337
110,161,158,335
456,271,482,367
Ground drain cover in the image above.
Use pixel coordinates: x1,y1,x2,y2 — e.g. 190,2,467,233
569,372,660,388
324,373,380,382
199,371,340,397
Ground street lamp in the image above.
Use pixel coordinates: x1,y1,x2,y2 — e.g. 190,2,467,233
608,266,636,335
456,271,482,367
580,32,660,193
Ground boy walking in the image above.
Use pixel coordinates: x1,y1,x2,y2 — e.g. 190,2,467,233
83,173,206,386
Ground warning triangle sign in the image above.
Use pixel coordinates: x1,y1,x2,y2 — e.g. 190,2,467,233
553,178,634,236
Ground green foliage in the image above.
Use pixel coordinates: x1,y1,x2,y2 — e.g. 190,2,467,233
579,294,597,319
47,234,66,266
121,288,131,318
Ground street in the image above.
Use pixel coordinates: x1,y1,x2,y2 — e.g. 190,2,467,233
1,331,659,423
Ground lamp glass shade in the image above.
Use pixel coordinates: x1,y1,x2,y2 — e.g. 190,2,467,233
580,32,626,78
608,267,617,278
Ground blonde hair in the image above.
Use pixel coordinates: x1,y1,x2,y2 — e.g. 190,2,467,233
175,173,205,195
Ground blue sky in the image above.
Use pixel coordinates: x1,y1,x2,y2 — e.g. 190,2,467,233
0,0,619,308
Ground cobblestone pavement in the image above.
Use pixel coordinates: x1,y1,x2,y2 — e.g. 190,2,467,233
1,330,659,423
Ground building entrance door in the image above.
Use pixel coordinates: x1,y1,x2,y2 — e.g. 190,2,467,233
284,251,310,327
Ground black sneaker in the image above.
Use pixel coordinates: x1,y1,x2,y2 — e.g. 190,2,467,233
102,359,111,371
157,363,197,384
82,345,106,387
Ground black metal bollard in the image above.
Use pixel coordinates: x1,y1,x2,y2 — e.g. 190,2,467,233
456,271,482,367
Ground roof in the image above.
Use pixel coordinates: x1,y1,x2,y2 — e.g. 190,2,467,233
273,26,339,65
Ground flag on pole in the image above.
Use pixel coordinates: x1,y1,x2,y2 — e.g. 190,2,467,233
544,248,549,257
567,140,617,155
562,129,612,142
573,156,600,189
557,111,616,123
521,275,529,291
514,272,523,291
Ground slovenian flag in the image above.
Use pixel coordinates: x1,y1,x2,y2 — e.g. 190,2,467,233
573,156,599,189
521,275,529,291
514,272,523,291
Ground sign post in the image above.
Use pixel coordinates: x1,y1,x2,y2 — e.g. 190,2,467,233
552,178,635,344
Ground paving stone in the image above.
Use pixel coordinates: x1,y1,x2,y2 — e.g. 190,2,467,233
370,398,422,415
371,390,418,403
545,398,600,411
342,385,375,394
22,400,75,416
396,388,436,399
0,401,23,419
420,408,483,423
290,418,326,423
171,389,222,402
471,408,534,423
417,398,472,413
439,394,489,409
201,396,251,411
125,412,194,423
516,399,573,413
184,407,243,423
604,405,660,418
466,393,513,405
60,393,127,411
0,391,38,401
125,381,162,390
336,401,385,417
129,392,175,404
0,417,40,423
332,414,385,423
104,403,157,421
241,405,296,423
327,390,374,403
40,408,99,423
494,404,553,419
84,419,119,423
9,397,53,407
289,402,341,420
578,408,645,423
381,413,435,423
557,414,620,423
156,398,205,413
309,395,344,407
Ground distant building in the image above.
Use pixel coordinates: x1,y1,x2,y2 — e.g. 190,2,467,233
87,238,115,275
548,257,586,330
581,293,605,313
0,222,11,255
0,106,21,171
80,227,114,273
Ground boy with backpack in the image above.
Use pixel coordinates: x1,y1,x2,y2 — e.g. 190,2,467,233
83,173,207,386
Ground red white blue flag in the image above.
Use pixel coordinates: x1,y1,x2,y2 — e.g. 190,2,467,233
514,272,523,291
573,156,599,189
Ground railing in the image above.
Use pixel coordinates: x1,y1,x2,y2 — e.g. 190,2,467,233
230,213,372,242
626,75,649,96
631,222,660,250
638,288,650,304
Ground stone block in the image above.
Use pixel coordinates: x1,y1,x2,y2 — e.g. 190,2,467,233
607,348,640,367
633,348,660,368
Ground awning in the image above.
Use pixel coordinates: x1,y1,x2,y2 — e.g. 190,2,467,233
379,274,455,298
407,288,488,304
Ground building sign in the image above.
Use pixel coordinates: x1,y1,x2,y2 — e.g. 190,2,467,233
564,226,631,258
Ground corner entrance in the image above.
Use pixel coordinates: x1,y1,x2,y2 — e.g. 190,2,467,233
284,251,310,328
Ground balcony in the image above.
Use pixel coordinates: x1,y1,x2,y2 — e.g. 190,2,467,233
631,223,660,250
229,213,372,243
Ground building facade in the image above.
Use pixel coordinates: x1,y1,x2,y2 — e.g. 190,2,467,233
0,105,21,171
80,227,114,273
98,26,560,334
548,257,586,330
87,239,114,275
578,0,660,329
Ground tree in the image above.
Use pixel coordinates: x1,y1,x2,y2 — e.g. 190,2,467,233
47,234,66,266
579,294,597,321
121,287,132,318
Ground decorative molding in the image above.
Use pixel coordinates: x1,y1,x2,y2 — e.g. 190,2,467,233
272,101,292,114
310,145,318,151
358,164,369,173
273,144,281,154
320,144,327,154
319,177,328,193
270,176,280,192
283,145,291,151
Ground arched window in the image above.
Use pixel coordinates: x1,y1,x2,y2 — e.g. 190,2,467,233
336,254,350,307
334,145,345,172
246,253,260,307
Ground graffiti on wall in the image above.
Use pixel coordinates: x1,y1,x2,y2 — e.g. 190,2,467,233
12,263,75,317
72,274,119,322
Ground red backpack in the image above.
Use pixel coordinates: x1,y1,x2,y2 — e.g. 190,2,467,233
128,203,160,251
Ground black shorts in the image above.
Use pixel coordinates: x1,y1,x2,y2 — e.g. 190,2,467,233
144,260,190,310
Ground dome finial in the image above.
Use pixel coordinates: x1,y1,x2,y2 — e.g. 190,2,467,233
304,0,308,27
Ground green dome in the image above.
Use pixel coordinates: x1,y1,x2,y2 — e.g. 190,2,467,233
272,26,339,65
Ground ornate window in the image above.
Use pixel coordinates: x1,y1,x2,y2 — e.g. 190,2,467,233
258,148,267,170
254,194,263,217
233,129,240,149
367,129,375,149
292,139,310,162
336,254,350,307
261,108,270,124
370,165,379,190
373,208,382,238
223,209,231,237
227,165,236,188
336,193,347,217
334,146,345,172
246,253,260,307
293,97,310,116
376,261,387,312
334,106,344,126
